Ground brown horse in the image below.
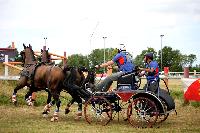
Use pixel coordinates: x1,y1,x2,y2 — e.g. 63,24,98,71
13,44,91,120
12,44,67,121
40,48,89,117
17,47,53,106
24,48,53,105
40,47,88,117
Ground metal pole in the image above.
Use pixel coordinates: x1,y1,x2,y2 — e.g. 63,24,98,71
160,35,164,72
88,22,99,67
44,37,47,46
103,37,107,73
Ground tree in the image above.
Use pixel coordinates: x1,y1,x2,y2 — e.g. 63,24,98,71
88,48,116,67
58,46,198,73
67,54,89,67
158,46,182,72
158,46,197,72
134,47,157,67
190,64,200,72
181,54,197,67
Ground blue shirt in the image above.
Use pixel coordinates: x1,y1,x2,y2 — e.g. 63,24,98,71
112,52,135,72
145,61,159,81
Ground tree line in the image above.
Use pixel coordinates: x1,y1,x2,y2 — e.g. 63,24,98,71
65,46,199,72
14,45,199,72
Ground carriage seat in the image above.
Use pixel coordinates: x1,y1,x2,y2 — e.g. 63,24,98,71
117,72,138,91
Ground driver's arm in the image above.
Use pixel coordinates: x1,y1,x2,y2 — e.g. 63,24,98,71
139,67,155,76
99,60,114,68
142,67,155,73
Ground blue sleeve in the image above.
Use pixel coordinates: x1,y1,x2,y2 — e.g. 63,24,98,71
150,62,158,70
112,53,121,62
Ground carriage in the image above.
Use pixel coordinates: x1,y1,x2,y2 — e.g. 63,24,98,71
15,44,175,127
82,68,176,128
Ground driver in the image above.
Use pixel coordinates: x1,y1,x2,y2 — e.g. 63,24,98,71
95,44,135,92
139,52,160,92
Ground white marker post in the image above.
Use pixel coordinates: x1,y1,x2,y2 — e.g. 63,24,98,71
4,55,8,77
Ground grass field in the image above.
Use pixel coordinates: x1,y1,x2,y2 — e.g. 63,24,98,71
0,79,200,133
0,63,200,132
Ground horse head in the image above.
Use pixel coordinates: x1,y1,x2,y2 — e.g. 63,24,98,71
20,44,36,66
41,48,51,63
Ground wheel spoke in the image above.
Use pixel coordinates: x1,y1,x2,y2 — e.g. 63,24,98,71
127,97,158,128
84,96,112,126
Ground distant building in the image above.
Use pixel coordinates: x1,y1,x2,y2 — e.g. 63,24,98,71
0,42,18,62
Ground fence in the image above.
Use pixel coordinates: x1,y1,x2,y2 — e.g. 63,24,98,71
0,55,22,80
1,54,200,81
0,49,67,80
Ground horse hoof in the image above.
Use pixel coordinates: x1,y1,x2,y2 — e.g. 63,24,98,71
51,117,58,122
28,101,34,106
65,109,70,114
43,114,48,118
75,111,82,120
124,118,128,121
42,111,48,114
13,101,17,106
12,95,17,105
74,116,82,120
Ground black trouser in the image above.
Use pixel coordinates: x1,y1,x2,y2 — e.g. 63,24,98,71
143,79,159,93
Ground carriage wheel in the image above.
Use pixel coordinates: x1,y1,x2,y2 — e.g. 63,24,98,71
157,99,169,123
127,97,158,128
111,100,130,121
84,96,112,126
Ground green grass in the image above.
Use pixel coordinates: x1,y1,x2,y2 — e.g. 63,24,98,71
170,90,184,100
0,80,200,133
190,101,200,107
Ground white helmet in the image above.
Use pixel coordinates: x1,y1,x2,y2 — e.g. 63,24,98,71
119,44,126,51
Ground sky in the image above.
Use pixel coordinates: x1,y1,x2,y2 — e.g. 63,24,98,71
0,0,200,65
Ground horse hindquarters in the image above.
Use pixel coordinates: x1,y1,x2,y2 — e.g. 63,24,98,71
35,65,64,121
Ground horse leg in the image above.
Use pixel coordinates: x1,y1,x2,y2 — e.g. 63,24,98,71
65,98,75,114
25,86,39,106
43,100,55,117
42,89,53,116
65,90,83,119
65,96,82,116
25,89,35,106
44,88,52,104
51,96,61,122
69,95,83,120
12,76,28,104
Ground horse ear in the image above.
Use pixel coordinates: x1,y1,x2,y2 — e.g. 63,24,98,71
29,44,32,48
48,48,49,51
41,49,43,52
23,43,26,49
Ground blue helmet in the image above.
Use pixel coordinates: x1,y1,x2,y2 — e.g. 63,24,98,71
144,52,153,60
